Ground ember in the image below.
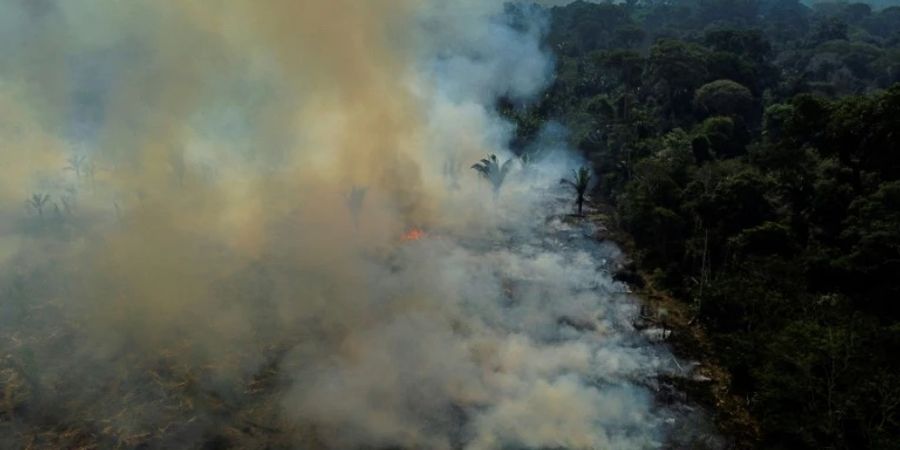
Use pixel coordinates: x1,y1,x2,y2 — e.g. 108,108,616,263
401,228,426,241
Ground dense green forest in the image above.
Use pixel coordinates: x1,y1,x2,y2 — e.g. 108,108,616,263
504,1,900,448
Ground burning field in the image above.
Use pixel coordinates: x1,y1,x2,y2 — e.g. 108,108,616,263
0,1,721,449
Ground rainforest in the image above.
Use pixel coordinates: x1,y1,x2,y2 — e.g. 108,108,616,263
1,1,899,449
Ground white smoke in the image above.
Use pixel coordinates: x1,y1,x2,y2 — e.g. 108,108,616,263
0,1,720,449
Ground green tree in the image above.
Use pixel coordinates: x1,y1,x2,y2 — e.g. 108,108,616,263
561,166,592,216
695,116,745,157
694,79,755,120
703,28,772,66
647,39,710,119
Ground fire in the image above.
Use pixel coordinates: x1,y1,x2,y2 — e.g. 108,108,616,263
401,228,427,241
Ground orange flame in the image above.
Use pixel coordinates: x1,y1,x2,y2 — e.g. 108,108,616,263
401,228,426,241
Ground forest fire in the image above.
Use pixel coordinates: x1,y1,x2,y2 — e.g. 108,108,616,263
401,227,427,241
0,1,743,448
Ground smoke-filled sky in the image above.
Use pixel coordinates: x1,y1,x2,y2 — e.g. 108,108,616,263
0,1,716,449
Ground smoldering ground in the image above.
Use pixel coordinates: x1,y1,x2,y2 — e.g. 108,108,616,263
0,1,719,449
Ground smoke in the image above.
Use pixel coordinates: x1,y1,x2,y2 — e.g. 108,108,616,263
0,1,715,449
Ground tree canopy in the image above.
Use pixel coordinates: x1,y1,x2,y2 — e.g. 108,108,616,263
504,1,900,447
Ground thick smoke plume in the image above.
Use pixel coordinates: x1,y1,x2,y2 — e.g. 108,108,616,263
0,1,715,449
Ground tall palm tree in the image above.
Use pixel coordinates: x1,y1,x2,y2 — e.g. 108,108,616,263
561,166,592,216
471,154,514,194
28,193,50,218
65,155,88,179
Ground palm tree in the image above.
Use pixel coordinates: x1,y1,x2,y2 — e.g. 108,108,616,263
519,152,534,170
471,154,514,194
65,155,88,179
28,193,50,218
561,166,592,216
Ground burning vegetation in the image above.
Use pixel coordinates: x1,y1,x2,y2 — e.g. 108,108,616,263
0,1,723,449
401,228,427,242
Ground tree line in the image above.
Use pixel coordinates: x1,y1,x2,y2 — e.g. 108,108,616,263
502,1,900,448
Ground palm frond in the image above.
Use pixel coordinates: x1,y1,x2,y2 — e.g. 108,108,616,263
471,153,515,193
500,159,514,176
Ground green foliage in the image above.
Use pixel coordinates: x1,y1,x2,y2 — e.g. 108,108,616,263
704,28,773,65
527,2,900,446
599,49,644,91
648,39,710,115
762,103,794,141
729,221,796,258
547,2,632,55
696,116,740,157
694,79,755,119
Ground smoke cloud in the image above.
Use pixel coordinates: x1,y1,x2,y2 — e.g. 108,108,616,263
0,1,718,449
